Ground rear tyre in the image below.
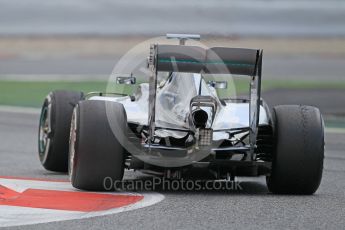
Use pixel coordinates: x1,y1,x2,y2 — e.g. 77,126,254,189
69,100,127,191
267,105,324,194
38,90,83,172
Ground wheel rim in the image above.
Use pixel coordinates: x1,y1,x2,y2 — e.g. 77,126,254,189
68,106,78,181
38,97,52,163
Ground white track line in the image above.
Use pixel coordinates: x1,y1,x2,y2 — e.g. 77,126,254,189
0,193,164,227
0,105,40,115
0,177,164,227
325,127,345,134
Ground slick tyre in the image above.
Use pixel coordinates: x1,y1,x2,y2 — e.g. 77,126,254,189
38,90,83,172
267,105,324,194
69,100,127,191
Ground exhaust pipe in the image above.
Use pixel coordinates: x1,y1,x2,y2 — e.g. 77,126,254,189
192,109,208,128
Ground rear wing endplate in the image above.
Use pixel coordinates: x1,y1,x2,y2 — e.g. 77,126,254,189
148,44,263,159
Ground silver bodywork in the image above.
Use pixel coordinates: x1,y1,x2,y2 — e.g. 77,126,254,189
90,72,270,167
91,74,269,133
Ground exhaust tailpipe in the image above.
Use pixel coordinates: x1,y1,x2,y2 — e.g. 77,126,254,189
192,109,208,128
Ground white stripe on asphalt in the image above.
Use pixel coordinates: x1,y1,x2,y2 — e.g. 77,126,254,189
325,127,345,134
0,74,108,81
0,105,40,115
0,193,164,227
0,177,164,227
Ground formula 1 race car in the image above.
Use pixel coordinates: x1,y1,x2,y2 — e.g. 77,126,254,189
38,34,324,194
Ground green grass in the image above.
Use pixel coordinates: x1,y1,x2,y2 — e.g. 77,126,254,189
217,78,345,98
0,79,345,107
324,118,345,129
0,81,135,107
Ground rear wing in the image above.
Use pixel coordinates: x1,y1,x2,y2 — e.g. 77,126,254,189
155,45,260,76
148,44,263,159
